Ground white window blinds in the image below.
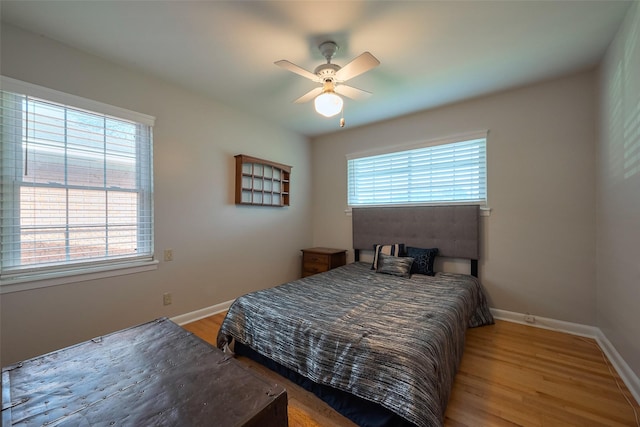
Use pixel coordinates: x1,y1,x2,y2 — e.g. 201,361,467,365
347,134,487,207
1,78,155,283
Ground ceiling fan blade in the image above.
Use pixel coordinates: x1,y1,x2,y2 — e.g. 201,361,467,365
274,60,319,82
334,52,380,82
335,84,372,100
293,87,323,104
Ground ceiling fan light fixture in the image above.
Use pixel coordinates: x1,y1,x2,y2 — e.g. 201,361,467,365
314,91,343,117
315,79,343,117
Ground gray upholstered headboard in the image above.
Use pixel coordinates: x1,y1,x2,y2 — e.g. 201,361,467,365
352,205,479,275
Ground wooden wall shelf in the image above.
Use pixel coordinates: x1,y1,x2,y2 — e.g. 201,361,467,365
235,154,291,207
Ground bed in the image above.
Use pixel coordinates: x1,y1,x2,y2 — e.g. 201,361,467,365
217,205,493,427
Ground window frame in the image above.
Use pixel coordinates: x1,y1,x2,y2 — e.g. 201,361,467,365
346,131,488,208
0,77,157,294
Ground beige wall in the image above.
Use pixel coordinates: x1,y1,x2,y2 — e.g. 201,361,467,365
597,1,640,378
311,70,597,326
0,25,313,366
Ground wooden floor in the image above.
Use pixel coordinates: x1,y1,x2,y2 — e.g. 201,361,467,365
183,313,640,427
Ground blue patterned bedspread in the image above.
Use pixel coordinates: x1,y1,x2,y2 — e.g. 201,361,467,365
217,262,493,427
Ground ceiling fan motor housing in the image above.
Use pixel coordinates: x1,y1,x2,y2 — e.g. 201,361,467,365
314,63,341,81
315,41,341,81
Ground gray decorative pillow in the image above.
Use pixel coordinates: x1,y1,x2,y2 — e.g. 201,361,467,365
371,243,405,270
376,253,414,278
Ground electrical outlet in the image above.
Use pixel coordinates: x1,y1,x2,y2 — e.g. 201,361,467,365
524,313,535,323
164,249,173,262
163,293,172,306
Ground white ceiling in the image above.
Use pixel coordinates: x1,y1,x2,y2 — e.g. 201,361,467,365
1,1,632,137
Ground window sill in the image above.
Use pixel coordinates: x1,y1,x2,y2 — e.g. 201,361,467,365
0,259,159,294
345,205,492,217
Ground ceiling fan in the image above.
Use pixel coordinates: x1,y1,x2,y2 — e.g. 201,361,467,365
275,41,380,118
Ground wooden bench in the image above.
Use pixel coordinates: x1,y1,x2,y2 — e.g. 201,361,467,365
2,317,287,426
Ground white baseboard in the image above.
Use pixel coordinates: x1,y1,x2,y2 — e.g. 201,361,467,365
595,329,640,405
490,308,599,337
170,299,235,326
491,308,640,405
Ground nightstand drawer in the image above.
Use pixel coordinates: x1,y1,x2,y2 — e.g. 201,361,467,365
302,263,330,276
303,252,331,265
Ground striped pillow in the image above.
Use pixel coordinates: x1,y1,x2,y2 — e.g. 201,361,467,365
376,253,414,278
371,243,405,270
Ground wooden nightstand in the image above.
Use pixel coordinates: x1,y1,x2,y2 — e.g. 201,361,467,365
301,247,347,278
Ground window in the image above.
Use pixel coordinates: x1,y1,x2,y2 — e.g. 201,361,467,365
347,132,487,207
1,77,155,290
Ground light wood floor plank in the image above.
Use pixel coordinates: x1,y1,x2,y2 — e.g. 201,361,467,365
183,313,640,426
